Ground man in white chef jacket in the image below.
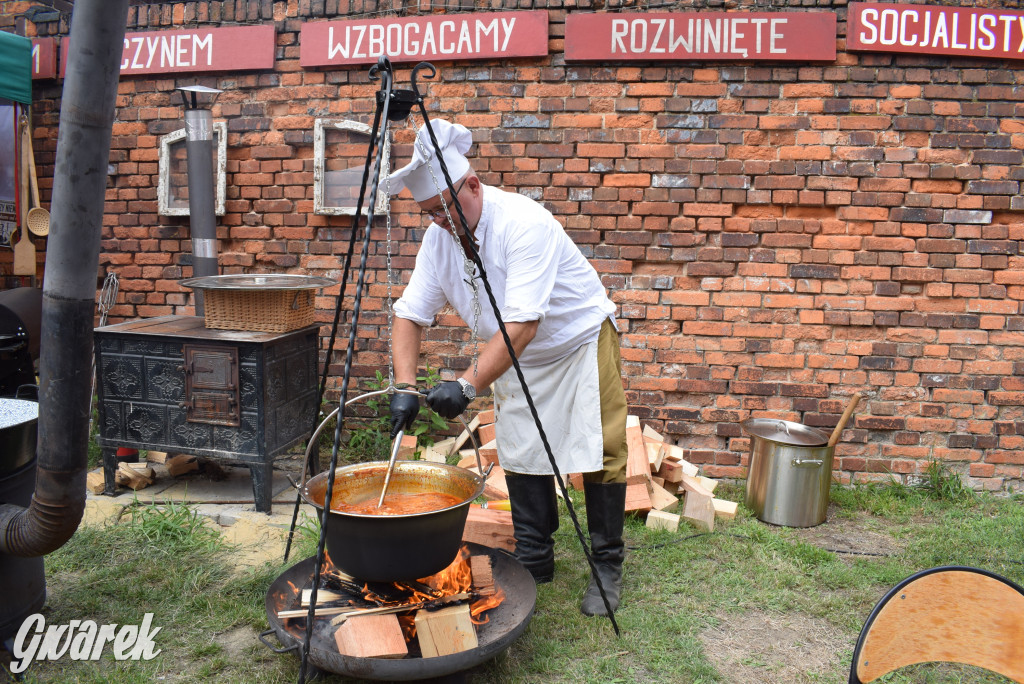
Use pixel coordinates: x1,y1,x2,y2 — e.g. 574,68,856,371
387,120,628,616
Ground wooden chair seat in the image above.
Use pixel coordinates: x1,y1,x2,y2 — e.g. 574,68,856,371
850,566,1024,683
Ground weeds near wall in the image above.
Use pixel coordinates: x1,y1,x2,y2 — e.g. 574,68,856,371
918,459,977,504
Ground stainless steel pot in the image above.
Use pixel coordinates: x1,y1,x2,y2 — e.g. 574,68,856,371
300,461,485,581
742,418,833,528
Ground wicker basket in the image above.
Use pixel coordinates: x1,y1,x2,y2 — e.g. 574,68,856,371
203,288,315,333
180,275,336,333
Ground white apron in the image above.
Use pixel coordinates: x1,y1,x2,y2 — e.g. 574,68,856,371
491,340,603,476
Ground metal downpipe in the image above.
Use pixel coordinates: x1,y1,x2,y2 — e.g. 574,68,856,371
0,0,130,556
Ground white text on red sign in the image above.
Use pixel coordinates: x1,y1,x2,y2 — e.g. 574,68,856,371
565,13,836,62
848,3,1024,59
300,12,549,67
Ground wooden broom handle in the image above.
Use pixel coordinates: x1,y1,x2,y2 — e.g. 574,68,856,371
828,392,863,447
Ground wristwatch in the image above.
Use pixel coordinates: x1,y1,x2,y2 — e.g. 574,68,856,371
456,378,477,401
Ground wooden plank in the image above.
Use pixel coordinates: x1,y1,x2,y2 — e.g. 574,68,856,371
713,498,738,520
165,454,199,477
661,441,700,476
681,490,715,532
469,555,495,596
462,506,515,552
659,457,699,482
477,422,496,447
642,425,664,442
478,439,499,466
646,479,679,512
482,465,509,500
397,434,418,460
698,475,718,493
625,417,650,485
301,588,343,606
420,445,448,464
624,481,652,515
451,415,482,455
145,450,169,464
86,468,105,494
115,462,154,490
433,436,457,457
334,613,408,659
415,603,477,658
645,440,665,473
646,510,680,532
680,472,714,499
657,459,685,484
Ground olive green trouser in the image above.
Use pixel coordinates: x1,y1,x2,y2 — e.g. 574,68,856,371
583,318,628,485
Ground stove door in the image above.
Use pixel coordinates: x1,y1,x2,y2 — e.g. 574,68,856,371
183,344,240,427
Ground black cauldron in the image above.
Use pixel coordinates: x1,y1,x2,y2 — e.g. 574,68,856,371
300,461,485,582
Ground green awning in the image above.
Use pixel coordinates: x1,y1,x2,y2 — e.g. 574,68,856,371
0,31,32,105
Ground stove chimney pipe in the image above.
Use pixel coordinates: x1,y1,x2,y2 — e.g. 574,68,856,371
0,0,130,557
177,85,222,316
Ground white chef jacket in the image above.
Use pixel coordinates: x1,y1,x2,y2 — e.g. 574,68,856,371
394,184,616,366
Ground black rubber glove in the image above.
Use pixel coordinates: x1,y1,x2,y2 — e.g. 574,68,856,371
389,392,420,438
425,381,470,420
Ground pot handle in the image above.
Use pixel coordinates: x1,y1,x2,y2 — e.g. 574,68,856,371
791,458,824,467
298,386,487,487
258,629,297,654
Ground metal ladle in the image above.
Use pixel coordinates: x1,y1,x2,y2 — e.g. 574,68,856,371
377,428,405,509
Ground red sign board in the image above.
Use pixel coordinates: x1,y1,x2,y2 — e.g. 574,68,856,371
565,12,836,62
31,38,57,79
60,25,275,77
849,3,1024,60
300,11,549,67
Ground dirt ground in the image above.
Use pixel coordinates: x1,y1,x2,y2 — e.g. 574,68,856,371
698,609,849,683
697,507,908,683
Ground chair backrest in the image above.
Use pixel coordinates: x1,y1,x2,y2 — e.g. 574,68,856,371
849,565,1024,684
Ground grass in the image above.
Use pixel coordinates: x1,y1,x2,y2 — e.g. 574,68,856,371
8,465,1024,683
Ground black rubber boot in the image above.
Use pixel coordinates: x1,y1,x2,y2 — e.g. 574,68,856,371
580,481,626,616
505,473,559,584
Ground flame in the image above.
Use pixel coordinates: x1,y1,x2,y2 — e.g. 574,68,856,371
398,614,417,641
419,546,473,595
470,586,506,625
321,549,335,573
271,590,291,612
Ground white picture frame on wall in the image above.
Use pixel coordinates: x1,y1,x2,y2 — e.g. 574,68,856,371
157,121,227,217
313,118,389,216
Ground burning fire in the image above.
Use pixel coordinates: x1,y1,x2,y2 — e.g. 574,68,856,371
276,545,505,630
420,546,473,595
416,546,505,625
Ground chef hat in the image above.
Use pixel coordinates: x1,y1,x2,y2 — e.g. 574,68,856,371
385,119,473,202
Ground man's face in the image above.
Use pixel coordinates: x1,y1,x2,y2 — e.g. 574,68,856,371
418,175,480,236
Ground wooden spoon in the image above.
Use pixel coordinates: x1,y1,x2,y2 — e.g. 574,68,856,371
12,117,35,277
25,122,49,237
828,392,864,447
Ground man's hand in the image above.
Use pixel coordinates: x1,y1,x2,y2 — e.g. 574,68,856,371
425,381,470,420
389,392,420,438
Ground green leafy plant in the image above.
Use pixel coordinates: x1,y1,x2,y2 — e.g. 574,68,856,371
918,458,976,504
124,499,225,555
346,367,450,458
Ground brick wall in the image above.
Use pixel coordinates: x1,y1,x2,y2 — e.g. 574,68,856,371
5,0,1024,491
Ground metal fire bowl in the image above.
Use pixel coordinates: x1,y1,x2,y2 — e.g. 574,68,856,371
264,543,537,681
